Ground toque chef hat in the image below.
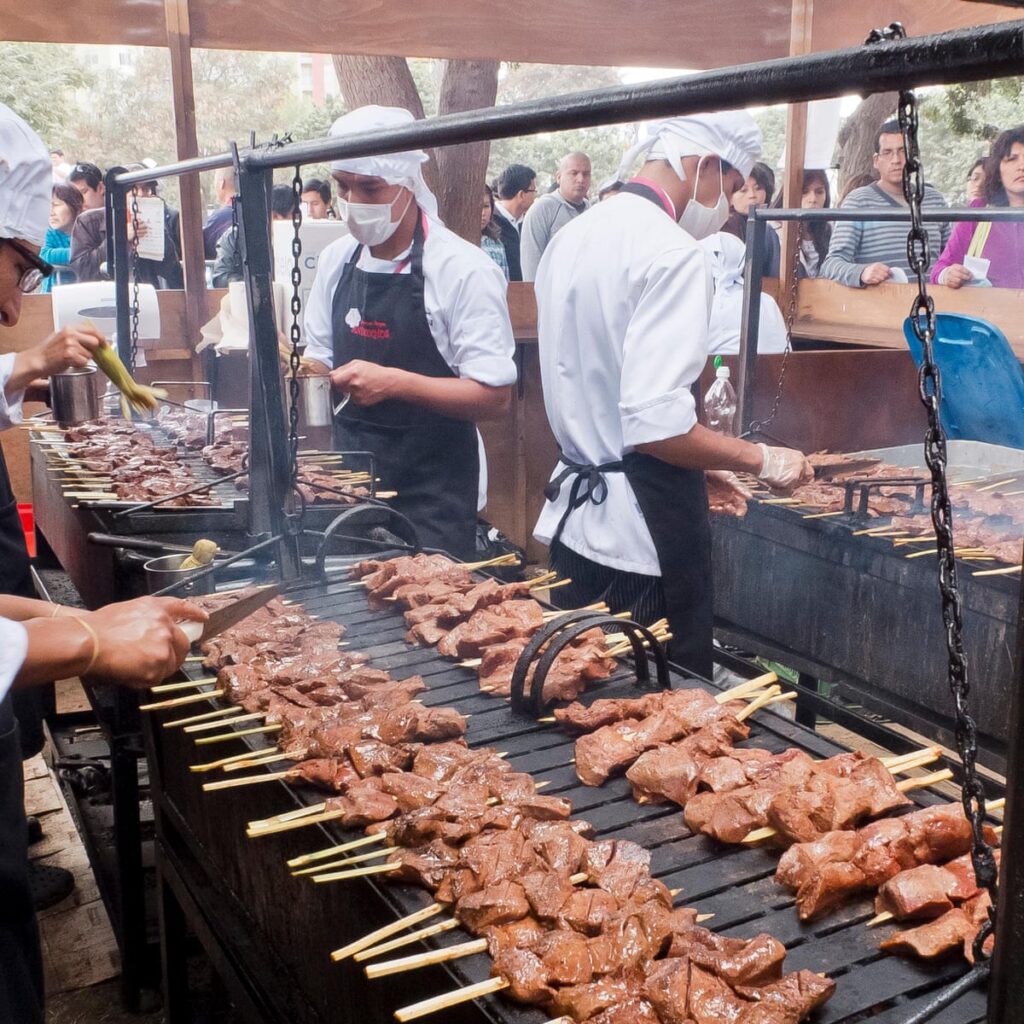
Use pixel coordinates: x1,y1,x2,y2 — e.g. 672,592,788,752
0,102,52,246
329,105,439,220
618,111,762,184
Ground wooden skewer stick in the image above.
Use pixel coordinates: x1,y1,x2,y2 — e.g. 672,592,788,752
203,771,293,792
139,689,224,711
461,553,521,571
365,938,488,979
184,655,204,662
292,845,395,875
222,748,309,772
395,976,509,1022
246,807,343,838
528,578,573,592
852,525,899,537
149,676,217,694
988,798,1006,813
312,859,402,883
249,801,328,830
185,711,265,733
716,672,778,703
353,918,460,962
164,706,244,729
194,723,282,746
880,747,942,771
895,768,955,793
975,477,1018,492
331,903,446,962
190,748,301,774
802,510,844,519
288,832,388,869
733,686,781,722
867,910,895,927
973,564,1022,577
541,601,609,621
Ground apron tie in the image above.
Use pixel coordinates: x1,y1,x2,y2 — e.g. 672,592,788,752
545,452,626,547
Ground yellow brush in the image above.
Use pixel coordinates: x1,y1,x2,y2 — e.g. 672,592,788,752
179,538,219,571
86,323,167,417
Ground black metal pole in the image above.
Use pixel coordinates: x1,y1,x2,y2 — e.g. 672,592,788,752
233,153,300,578
736,213,767,435
105,170,132,367
987,551,1024,1022
762,207,1024,223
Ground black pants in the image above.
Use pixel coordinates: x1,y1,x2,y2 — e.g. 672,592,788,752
0,698,43,1024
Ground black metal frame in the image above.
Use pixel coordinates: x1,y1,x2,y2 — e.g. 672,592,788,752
106,18,1024,1021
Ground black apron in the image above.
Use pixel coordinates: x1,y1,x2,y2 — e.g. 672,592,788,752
331,213,479,560
546,181,714,678
0,453,44,1024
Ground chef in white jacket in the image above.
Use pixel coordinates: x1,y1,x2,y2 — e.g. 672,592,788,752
533,112,813,678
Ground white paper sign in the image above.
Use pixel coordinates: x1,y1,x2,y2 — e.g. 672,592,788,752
963,254,993,287
888,267,909,284
131,196,165,261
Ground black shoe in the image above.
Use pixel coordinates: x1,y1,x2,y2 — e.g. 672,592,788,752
28,863,75,911
26,815,43,846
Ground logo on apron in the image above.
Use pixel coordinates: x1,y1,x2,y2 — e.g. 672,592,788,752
345,306,391,340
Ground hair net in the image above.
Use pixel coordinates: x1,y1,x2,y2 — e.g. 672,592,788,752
0,102,52,246
618,111,762,184
329,105,439,219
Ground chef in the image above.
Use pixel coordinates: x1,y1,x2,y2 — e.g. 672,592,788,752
533,112,814,678
0,101,206,1024
303,105,517,559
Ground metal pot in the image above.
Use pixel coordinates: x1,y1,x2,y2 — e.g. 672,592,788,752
143,554,217,597
50,366,100,425
288,373,335,428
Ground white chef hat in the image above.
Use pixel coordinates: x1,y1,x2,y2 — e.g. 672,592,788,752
329,105,439,220
618,111,762,185
0,102,52,246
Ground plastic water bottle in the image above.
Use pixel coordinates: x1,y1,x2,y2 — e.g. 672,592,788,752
704,357,737,436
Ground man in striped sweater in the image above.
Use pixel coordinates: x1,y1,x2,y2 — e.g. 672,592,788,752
821,119,950,288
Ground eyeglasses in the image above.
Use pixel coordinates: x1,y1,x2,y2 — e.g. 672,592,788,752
2,238,54,293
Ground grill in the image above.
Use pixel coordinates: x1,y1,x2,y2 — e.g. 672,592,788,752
144,563,1000,1024
712,443,1024,773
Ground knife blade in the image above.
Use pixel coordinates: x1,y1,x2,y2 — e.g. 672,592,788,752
813,458,881,480
179,583,283,644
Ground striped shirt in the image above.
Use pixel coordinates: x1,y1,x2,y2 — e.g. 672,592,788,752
820,183,951,288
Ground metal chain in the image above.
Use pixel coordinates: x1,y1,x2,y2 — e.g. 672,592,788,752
868,22,997,963
747,230,801,435
128,189,141,376
286,166,305,500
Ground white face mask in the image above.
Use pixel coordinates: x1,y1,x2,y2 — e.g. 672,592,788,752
339,189,412,246
678,157,730,240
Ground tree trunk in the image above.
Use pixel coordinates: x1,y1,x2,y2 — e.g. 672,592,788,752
836,91,898,198
432,59,500,242
330,54,499,241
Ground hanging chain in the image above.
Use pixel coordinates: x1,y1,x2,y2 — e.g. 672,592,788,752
286,165,305,500
747,227,801,436
868,22,997,963
128,189,141,376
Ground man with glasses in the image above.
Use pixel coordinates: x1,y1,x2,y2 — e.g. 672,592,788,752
66,161,105,210
821,118,950,288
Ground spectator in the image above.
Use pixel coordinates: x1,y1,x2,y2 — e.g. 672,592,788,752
964,158,987,204
212,183,295,287
202,166,235,259
725,161,779,277
480,185,509,279
932,125,1024,290
49,149,71,183
703,231,787,354
128,172,184,289
820,119,950,287
301,178,334,220
40,184,83,292
67,161,105,210
520,151,591,280
796,168,832,279
598,178,624,201
492,163,537,281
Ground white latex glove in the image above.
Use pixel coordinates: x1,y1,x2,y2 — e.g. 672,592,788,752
706,470,752,517
756,443,815,494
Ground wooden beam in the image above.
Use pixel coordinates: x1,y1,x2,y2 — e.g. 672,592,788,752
164,0,207,350
779,0,814,311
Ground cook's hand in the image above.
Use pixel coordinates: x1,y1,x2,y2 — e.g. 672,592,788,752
83,597,207,687
756,444,814,494
860,262,892,287
330,360,401,407
30,324,105,377
939,264,973,289
706,470,753,516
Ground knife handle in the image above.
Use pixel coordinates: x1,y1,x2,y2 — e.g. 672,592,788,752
180,621,204,644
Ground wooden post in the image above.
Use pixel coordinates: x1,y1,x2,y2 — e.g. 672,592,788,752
164,0,207,356
780,0,814,304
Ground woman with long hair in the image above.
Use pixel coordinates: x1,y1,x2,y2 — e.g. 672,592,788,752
796,169,832,279
39,183,83,292
932,124,1024,289
480,184,509,279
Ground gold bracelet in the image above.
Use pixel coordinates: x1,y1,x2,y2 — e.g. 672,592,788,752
70,616,101,676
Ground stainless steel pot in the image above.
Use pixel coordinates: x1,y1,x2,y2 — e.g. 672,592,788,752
50,366,100,425
288,374,340,428
143,554,217,597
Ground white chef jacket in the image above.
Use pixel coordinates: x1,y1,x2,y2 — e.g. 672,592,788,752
701,232,788,356
0,617,28,703
0,352,26,430
533,191,713,577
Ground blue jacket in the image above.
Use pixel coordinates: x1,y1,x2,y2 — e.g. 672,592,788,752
40,226,74,293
